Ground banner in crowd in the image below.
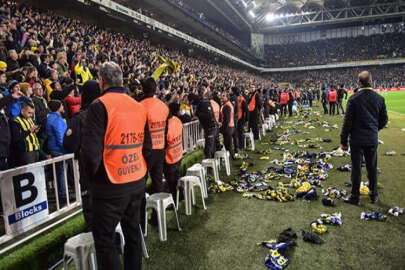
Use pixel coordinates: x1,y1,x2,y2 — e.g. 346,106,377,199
0,165,49,235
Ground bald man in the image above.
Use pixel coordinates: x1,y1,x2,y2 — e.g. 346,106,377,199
340,71,388,205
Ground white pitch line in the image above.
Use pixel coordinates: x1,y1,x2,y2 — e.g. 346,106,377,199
388,110,405,116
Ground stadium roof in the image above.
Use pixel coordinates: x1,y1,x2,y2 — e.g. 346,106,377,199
232,0,405,32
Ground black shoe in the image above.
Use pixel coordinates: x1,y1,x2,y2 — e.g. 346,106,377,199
343,196,359,205
149,212,158,227
370,195,379,204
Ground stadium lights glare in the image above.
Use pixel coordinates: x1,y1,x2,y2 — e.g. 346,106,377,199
249,10,256,18
265,13,274,21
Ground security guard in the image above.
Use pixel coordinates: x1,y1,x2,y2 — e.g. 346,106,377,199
247,84,262,141
328,87,337,116
10,101,40,167
164,103,183,199
220,92,235,157
140,77,169,197
81,62,151,270
236,88,248,150
280,90,289,116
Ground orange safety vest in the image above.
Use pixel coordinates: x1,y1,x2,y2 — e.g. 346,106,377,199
280,92,289,105
210,99,220,124
141,97,169,150
221,100,234,127
248,92,256,112
165,116,183,164
237,96,245,120
328,90,337,102
99,92,147,184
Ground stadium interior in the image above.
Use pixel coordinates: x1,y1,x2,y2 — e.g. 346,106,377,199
0,0,404,269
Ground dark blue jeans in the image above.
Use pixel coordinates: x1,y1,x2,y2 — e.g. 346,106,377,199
50,151,73,199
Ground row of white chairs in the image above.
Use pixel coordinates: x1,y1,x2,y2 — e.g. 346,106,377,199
62,115,279,269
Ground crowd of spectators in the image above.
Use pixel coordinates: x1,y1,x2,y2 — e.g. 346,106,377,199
265,33,405,67
0,0,273,171
0,0,403,178
269,64,405,89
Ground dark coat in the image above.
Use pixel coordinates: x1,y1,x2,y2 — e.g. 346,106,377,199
340,88,388,146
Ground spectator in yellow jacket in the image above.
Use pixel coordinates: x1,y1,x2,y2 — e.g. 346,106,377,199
74,57,93,88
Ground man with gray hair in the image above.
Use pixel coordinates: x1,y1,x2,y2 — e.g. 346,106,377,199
81,61,152,270
6,49,21,74
341,71,388,205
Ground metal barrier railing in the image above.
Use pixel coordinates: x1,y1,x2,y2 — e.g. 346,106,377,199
0,154,81,249
0,120,202,253
182,120,203,154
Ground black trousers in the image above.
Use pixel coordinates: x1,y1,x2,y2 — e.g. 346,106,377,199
248,111,259,140
163,161,180,200
222,127,235,157
280,104,287,116
232,125,239,153
79,158,92,232
337,99,345,114
147,150,165,194
237,119,245,150
0,157,8,171
322,102,328,114
288,103,293,117
329,102,336,115
92,187,144,270
204,127,218,159
350,144,378,199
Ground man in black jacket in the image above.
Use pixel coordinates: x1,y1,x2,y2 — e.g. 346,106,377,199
81,62,152,270
337,84,348,115
341,71,388,205
287,90,294,117
321,88,328,114
188,93,218,158
31,83,49,133
64,80,100,232
0,89,22,170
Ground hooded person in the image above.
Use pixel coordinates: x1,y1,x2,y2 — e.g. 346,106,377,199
63,80,100,231
188,91,220,159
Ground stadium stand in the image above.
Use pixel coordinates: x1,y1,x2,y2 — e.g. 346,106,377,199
265,33,405,68
0,0,404,269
